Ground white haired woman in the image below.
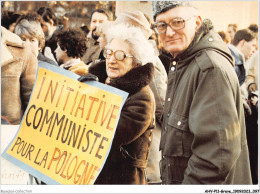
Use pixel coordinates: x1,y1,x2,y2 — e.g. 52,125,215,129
78,24,156,184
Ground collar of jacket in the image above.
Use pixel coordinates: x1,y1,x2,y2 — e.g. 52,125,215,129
171,19,234,68
227,44,245,66
89,60,154,95
1,26,25,67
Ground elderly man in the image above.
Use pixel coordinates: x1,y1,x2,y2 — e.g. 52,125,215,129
152,1,252,184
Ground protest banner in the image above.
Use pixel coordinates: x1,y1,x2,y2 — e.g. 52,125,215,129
1,63,128,185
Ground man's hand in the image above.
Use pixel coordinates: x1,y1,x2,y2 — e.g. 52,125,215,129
251,96,258,106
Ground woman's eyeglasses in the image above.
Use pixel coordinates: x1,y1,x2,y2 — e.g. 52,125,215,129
103,49,134,61
152,16,195,34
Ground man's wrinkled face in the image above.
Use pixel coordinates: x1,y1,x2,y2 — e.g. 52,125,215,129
155,6,201,57
90,12,108,40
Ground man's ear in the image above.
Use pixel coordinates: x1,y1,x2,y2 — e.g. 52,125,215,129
240,39,246,47
195,16,202,32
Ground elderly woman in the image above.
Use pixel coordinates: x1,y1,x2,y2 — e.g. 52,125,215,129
79,24,156,184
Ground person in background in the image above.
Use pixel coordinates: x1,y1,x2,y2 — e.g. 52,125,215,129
227,23,238,44
245,86,258,185
55,28,89,76
227,28,257,87
37,7,63,62
228,29,258,185
218,31,230,44
112,10,167,184
227,29,257,107
1,26,38,124
79,24,156,184
246,52,258,93
81,8,114,65
1,10,22,32
87,21,114,65
14,12,57,66
245,52,259,185
248,24,258,48
152,1,252,184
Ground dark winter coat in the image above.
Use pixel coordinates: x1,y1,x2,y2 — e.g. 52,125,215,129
89,61,155,184
160,20,252,184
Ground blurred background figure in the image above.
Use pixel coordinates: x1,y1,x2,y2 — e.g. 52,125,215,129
246,52,258,93
81,8,114,65
1,26,38,125
218,31,230,44
14,12,57,66
37,7,63,61
228,29,257,86
248,24,258,50
228,28,258,185
245,52,258,185
1,10,22,32
227,23,238,44
55,28,89,76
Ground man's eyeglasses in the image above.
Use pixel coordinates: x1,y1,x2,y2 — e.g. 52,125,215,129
103,49,134,61
152,16,195,34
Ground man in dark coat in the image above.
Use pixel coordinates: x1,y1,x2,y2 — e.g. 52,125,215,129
152,1,252,184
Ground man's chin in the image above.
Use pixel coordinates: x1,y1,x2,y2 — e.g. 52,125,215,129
165,46,185,56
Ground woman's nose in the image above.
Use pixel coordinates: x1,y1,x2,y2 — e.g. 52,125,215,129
107,54,116,63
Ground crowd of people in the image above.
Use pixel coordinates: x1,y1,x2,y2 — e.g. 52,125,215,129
1,1,258,185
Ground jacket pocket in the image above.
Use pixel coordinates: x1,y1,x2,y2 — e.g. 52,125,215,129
163,112,193,157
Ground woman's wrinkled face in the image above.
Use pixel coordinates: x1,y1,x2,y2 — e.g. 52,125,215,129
106,39,135,79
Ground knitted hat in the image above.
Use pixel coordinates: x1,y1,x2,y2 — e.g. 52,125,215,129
115,11,153,39
152,1,195,20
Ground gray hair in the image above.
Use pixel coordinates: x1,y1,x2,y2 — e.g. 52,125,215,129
14,19,45,49
104,23,156,66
